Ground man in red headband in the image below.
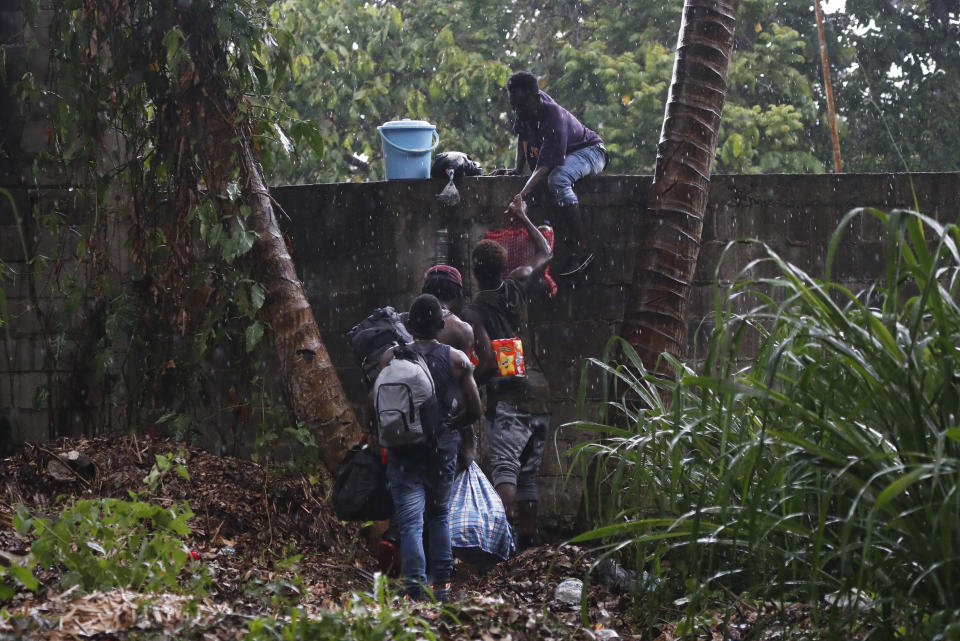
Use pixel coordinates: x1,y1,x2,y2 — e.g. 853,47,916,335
421,264,475,357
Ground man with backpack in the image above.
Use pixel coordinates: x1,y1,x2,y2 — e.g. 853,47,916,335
373,294,482,602
419,263,480,471
463,195,553,551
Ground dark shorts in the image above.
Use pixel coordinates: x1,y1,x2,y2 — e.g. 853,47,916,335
486,401,549,502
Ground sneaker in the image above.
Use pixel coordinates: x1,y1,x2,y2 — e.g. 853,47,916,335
402,586,427,603
557,249,595,277
429,582,452,603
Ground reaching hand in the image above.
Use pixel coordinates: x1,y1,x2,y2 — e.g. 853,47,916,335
505,194,529,225
488,167,520,176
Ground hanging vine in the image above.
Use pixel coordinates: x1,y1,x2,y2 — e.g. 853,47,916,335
13,0,350,466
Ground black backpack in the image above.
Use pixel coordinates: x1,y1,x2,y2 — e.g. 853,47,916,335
431,151,483,179
331,444,393,522
346,307,413,388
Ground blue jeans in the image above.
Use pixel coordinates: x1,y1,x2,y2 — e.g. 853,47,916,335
546,144,607,207
386,429,460,595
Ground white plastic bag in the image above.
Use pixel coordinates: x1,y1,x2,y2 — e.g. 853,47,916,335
450,462,514,564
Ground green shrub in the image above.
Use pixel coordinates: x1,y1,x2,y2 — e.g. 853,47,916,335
569,209,960,636
15,497,199,594
245,575,436,640
3,452,204,600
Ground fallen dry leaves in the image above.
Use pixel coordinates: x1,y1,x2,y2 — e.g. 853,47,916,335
0,435,821,640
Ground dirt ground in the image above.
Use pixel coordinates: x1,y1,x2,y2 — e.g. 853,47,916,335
0,435,653,640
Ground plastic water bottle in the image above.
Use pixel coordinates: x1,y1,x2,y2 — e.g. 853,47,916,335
554,578,583,605
435,227,450,265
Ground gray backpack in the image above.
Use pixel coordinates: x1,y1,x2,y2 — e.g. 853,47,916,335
373,345,441,449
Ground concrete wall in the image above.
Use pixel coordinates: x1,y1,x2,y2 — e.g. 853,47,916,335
271,171,960,533
0,0,80,448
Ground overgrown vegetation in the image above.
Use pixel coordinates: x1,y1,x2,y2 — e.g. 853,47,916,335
1,452,199,598
570,209,960,638
5,0,325,459
0,450,435,639
245,578,437,641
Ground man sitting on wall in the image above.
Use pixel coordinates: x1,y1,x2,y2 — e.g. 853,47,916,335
489,70,607,277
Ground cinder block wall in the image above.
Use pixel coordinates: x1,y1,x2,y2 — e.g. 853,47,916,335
272,172,960,533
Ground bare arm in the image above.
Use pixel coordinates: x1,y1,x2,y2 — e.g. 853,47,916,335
517,164,551,200
449,347,482,432
505,196,553,286
462,307,498,385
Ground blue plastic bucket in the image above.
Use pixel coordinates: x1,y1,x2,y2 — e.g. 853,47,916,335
377,119,440,180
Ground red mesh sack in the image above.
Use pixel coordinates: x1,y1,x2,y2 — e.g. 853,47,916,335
484,225,557,298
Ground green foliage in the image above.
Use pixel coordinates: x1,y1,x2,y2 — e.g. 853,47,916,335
11,1,303,447
569,209,960,635
0,452,206,602
720,23,824,173
245,574,436,641
836,0,960,171
13,497,202,595
251,422,321,475
0,559,39,601
269,0,833,183
141,451,191,495
243,548,305,609
271,0,512,183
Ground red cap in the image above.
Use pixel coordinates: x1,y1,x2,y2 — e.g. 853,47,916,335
423,264,463,286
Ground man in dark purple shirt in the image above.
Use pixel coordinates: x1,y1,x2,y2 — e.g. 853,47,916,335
490,71,607,277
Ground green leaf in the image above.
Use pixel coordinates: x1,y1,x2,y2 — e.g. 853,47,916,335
245,321,264,352
155,454,171,472
162,27,186,67
729,132,744,158
324,49,339,69
273,123,294,154
8,565,38,592
13,505,34,535
250,283,267,312
298,121,326,157
86,540,106,555
875,467,928,513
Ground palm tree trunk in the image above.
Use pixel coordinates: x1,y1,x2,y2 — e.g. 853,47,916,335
622,0,741,372
178,11,361,476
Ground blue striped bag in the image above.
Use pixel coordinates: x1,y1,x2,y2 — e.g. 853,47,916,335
450,462,515,565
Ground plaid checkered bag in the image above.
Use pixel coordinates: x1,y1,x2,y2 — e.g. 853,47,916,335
450,462,515,563
485,225,557,298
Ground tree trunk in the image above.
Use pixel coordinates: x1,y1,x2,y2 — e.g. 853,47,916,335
621,0,741,372
177,10,361,476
